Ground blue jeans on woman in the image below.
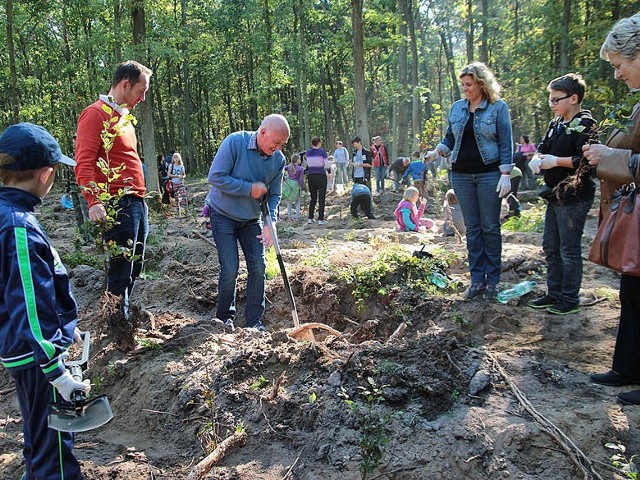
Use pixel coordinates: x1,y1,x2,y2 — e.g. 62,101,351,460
104,195,148,311
452,171,502,285
374,166,387,193
542,198,592,305
210,210,266,327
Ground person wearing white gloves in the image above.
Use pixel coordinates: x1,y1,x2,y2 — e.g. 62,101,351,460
427,62,513,300
527,74,596,315
0,123,90,479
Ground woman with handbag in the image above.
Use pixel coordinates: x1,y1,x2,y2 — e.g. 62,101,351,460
583,13,640,405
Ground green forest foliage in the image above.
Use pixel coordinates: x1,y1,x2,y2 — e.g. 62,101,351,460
0,0,638,173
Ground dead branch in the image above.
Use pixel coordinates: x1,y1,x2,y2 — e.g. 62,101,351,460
193,230,217,249
282,447,305,480
386,322,407,344
445,351,465,377
487,349,604,480
142,409,179,417
0,387,16,396
186,430,248,480
261,371,287,402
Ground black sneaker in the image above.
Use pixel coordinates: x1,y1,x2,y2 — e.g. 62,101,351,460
223,319,235,332
547,301,580,315
464,282,486,300
590,370,639,387
528,294,558,309
617,390,640,405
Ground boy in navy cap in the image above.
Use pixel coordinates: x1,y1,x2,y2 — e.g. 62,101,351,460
0,123,90,480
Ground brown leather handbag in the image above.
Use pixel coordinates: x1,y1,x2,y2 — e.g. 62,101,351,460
589,163,640,276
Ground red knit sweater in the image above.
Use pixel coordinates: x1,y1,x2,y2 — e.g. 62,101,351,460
75,99,146,207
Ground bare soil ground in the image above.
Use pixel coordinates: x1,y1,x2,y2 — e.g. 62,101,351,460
1,177,638,480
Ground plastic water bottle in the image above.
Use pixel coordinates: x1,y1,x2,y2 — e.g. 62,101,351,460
430,272,449,288
497,280,536,304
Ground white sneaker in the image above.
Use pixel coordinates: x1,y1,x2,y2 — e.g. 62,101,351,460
307,219,314,224
318,220,327,225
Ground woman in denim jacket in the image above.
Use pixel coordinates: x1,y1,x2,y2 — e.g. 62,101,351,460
426,62,513,299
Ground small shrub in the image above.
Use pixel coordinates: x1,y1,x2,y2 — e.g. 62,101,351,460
501,205,545,233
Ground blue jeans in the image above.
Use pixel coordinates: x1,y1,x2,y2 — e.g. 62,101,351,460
210,210,265,327
105,195,148,307
335,163,349,185
13,366,82,480
374,166,387,192
542,199,592,304
452,171,502,285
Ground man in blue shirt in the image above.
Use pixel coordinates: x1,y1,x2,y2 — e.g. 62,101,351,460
206,114,290,332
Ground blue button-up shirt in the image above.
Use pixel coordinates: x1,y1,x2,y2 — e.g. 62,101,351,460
437,97,513,168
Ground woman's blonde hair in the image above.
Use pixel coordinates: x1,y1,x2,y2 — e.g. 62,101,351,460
404,186,419,201
459,62,501,103
600,13,640,60
172,152,183,164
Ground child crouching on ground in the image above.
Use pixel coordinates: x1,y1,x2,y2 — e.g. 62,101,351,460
350,183,375,219
394,186,434,232
0,123,90,480
442,189,466,237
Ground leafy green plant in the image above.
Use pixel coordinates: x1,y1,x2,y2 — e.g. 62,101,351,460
341,377,393,480
265,247,279,280
501,205,545,233
336,245,451,311
139,339,162,350
309,391,317,403
82,104,140,276
450,311,474,331
345,230,357,242
61,249,103,269
301,234,332,268
606,442,638,479
250,375,269,390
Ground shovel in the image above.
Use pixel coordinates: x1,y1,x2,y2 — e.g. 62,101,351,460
48,331,114,433
261,199,341,342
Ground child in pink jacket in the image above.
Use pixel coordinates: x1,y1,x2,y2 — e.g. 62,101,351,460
394,186,434,232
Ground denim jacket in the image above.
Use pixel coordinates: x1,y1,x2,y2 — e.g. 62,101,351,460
437,98,513,168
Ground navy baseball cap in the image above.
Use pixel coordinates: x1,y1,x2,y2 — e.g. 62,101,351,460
0,122,76,171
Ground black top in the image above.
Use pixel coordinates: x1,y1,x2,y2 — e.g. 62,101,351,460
537,110,596,203
452,113,497,174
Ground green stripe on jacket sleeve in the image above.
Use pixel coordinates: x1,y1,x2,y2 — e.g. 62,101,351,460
14,227,56,359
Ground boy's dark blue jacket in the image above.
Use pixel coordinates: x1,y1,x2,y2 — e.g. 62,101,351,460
0,187,76,380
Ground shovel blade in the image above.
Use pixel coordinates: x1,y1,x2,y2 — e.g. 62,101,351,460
48,395,114,433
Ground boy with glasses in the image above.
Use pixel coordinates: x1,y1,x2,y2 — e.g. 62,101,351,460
527,73,596,315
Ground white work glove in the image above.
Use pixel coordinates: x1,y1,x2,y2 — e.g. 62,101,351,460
496,174,511,198
538,154,558,170
528,156,542,175
73,328,84,346
50,370,91,402
424,150,439,162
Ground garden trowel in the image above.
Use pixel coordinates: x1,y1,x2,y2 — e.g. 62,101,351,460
47,331,114,433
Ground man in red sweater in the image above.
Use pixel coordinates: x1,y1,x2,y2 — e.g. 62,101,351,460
75,60,152,351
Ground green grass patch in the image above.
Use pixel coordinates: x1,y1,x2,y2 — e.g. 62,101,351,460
62,249,104,269
501,205,545,233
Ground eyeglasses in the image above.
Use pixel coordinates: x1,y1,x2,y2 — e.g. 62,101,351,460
548,94,572,106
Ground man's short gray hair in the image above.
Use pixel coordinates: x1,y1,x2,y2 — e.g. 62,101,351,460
601,13,640,60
